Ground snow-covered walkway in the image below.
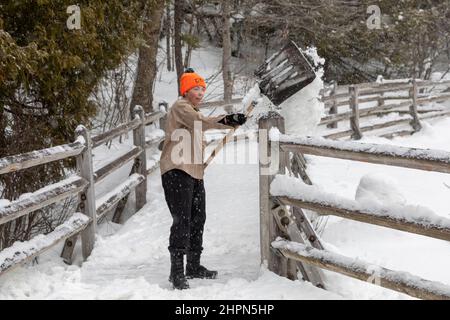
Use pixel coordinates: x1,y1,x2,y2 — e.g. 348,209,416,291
0,139,340,299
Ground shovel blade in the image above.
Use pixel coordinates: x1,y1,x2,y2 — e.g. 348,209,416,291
255,41,316,106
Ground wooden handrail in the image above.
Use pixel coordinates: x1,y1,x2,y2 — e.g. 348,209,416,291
0,176,88,225
279,137,450,174
273,239,450,300
0,141,85,175
92,118,141,148
276,196,450,242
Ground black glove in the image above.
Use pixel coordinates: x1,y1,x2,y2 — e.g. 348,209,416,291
220,113,247,127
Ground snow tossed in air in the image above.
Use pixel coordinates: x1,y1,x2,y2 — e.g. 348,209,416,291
279,46,325,136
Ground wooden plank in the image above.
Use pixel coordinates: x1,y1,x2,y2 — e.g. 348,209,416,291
358,83,412,96
0,141,85,175
380,130,415,139
355,79,410,89
96,173,145,221
277,196,450,242
320,100,412,125
291,206,324,250
91,118,141,148
273,240,450,300
417,92,450,104
324,118,412,139
321,92,350,102
144,111,166,125
1,214,90,277
146,160,161,176
416,79,450,88
279,139,450,174
0,176,87,225
420,109,450,121
145,136,165,149
75,126,97,260
93,147,142,184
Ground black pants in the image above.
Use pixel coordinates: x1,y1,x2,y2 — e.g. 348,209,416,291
162,169,206,255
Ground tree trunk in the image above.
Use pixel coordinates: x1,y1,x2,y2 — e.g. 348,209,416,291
165,1,172,72
174,0,184,95
222,0,233,112
130,0,165,114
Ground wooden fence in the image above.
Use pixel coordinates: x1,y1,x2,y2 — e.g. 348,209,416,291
199,78,450,140
259,112,450,300
0,106,166,275
320,78,450,139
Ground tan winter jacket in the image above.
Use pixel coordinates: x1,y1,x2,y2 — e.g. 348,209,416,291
160,98,233,180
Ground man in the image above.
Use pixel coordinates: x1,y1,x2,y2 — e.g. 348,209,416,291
160,69,247,290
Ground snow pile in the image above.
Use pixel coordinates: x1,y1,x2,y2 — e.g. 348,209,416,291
355,173,406,206
279,46,325,136
270,174,450,229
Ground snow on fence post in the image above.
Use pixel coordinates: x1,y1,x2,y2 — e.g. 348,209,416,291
326,81,338,129
409,79,422,132
349,85,362,140
75,125,97,260
258,112,290,277
132,105,148,211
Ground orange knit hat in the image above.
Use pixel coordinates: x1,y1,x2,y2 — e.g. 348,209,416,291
180,69,206,96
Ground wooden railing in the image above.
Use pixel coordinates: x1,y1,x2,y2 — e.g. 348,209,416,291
0,106,166,276
320,79,450,139
201,78,450,140
258,112,450,300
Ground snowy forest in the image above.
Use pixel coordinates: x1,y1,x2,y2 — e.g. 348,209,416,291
1,0,450,301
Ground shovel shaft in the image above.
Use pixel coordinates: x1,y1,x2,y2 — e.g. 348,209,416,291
204,100,257,169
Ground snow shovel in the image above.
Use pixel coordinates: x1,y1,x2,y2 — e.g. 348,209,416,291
204,40,316,168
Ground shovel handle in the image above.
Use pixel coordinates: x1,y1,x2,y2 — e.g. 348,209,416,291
204,100,258,169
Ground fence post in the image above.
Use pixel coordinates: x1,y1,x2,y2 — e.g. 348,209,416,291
349,85,362,140
409,79,422,132
327,81,338,129
258,112,288,277
132,105,148,211
377,94,385,118
157,101,168,151
75,125,97,260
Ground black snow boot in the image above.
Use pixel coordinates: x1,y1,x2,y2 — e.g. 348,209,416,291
169,252,189,290
186,251,218,279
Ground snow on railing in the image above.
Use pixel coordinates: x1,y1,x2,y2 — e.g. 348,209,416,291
271,174,450,241
272,239,450,300
273,131,450,174
0,176,88,225
0,141,85,175
0,213,90,276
